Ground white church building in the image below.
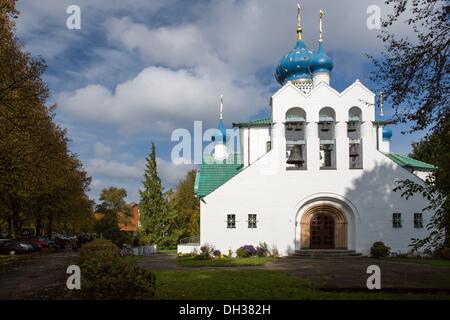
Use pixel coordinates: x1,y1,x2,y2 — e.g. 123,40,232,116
178,5,435,257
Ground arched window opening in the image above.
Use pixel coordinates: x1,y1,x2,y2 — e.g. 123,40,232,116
319,107,336,169
285,107,307,170
348,107,363,169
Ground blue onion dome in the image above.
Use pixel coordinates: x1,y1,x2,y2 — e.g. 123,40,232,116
216,119,227,144
275,40,313,85
310,41,333,74
382,126,392,140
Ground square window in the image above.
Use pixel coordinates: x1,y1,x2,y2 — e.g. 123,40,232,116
227,214,236,229
393,213,402,228
414,213,423,228
248,214,257,229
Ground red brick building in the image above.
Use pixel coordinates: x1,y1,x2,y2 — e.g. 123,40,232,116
119,202,140,232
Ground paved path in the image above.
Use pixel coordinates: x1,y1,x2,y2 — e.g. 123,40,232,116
0,251,78,299
263,257,450,290
137,253,180,270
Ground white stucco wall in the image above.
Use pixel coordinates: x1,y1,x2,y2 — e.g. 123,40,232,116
239,127,271,167
194,81,434,257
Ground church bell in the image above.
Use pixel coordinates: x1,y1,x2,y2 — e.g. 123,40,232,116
349,144,359,158
347,121,358,132
287,144,304,166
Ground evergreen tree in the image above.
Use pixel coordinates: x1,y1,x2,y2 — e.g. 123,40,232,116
139,143,176,248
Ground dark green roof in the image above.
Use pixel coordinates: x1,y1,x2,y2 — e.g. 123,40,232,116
195,154,243,197
233,117,272,128
385,153,436,171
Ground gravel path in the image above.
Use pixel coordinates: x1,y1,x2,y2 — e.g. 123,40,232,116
0,251,78,299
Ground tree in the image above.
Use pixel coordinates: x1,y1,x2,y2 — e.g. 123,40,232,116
0,0,93,237
371,0,450,249
369,0,449,133
95,187,131,245
168,170,200,240
139,143,176,248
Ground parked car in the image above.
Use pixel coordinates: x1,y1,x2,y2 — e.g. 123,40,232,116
0,239,35,255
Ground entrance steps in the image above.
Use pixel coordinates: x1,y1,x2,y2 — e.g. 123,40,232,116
288,249,363,259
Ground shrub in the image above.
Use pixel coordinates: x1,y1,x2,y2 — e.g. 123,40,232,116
256,242,270,257
77,239,156,300
432,247,450,260
236,245,257,258
213,250,221,258
79,239,120,262
270,247,280,258
370,241,391,258
195,243,214,260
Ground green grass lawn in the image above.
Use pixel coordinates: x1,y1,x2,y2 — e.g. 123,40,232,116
152,269,450,300
177,256,275,267
388,257,450,268
158,249,177,254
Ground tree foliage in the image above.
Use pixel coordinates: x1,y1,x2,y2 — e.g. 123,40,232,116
0,0,93,237
139,143,177,248
369,0,449,132
371,0,449,249
95,187,131,245
168,170,200,240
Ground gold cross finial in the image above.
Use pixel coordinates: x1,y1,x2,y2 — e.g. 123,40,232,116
296,0,303,40
219,95,224,120
319,9,324,41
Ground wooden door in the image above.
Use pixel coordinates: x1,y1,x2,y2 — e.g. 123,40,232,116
310,214,335,249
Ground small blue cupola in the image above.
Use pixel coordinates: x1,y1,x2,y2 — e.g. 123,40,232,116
310,10,333,75
216,119,227,144
382,126,392,141
310,41,333,74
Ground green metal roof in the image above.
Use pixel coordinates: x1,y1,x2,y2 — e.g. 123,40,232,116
233,117,272,128
195,154,243,197
385,152,436,171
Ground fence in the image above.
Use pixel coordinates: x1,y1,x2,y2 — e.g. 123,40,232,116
179,235,200,245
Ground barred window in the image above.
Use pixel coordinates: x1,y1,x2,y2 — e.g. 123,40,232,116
414,213,423,228
227,214,236,229
393,213,402,228
248,214,257,229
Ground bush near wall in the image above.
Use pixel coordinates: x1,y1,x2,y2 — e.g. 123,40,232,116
76,240,156,300
370,241,391,258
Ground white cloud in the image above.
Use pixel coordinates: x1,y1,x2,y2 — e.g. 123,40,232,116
86,159,144,180
59,66,267,135
94,142,112,158
85,155,194,201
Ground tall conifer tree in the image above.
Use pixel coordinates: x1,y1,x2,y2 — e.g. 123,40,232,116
139,143,175,247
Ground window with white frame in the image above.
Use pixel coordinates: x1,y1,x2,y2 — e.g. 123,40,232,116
227,214,236,229
248,214,257,229
393,213,402,228
414,213,423,228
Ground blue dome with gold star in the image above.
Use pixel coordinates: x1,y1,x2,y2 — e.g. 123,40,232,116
275,40,313,85
310,41,333,74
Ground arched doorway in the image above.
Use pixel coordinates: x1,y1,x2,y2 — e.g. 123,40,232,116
300,203,348,249
310,213,335,249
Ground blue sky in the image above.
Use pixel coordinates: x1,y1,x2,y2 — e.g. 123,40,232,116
15,0,428,203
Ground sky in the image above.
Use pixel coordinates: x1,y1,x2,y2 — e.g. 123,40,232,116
14,0,429,203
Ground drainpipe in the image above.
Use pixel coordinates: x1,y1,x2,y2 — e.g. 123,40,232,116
247,127,251,165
